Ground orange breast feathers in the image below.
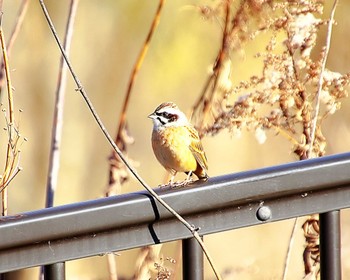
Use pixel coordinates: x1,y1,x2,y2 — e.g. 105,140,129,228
151,125,208,179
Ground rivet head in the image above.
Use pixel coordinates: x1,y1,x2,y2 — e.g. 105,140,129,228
256,206,272,221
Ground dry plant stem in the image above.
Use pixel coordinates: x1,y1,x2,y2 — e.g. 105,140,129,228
0,0,29,90
0,122,22,194
106,0,165,195
172,240,182,280
133,246,160,279
0,168,21,193
191,0,232,130
191,73,214,118
282,217,299,280
0,18,15,216
107,0,165,192
308,0,338,158
107,1,165,278
117,0,165,134
0,26,13,123
106,253,117,280
0,0,28,200
38,1,222,279
46,0,79,209
295,1,338,275
42,2,78,278
199,0,231,127
299,3,337,276
133,245,163,280
106,255,118,280
7,0,29,53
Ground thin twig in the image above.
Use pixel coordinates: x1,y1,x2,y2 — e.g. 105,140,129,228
0,0,29,93
0,12,15,216
107,0,165,195
133,245,162,279
117,0,165,135
206,7,230,116
192,0,231,130
107,2,165,278
0,34,12,123
207,0,230,102
0,0,28,202
45,0,79,208
308,0,338,158
0,114,22,190
0,166,21,193
7,0,29,55
106,254,118,280
191,73,215,119
42,1,79,276
282,217,299,280
38,1,222,279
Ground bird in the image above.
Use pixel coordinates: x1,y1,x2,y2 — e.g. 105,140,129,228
148,102,208,185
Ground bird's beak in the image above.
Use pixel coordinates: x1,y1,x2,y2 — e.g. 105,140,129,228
148,113,156,119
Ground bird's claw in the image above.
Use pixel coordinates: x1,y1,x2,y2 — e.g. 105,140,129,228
158,178,194,189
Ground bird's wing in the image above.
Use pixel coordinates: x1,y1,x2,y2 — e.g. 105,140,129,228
188,126,208,171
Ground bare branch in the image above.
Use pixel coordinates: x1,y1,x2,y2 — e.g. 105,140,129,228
107,0,165,196
46,0,79,208
0,0,29,91
282,218,299,280
0,10,15,215
107,2,165,277
308,0,339,158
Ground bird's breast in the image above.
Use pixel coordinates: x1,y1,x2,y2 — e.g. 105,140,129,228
151,126,197,172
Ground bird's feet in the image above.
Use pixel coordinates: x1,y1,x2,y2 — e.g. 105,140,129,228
158,178,194,188
170,178,193,188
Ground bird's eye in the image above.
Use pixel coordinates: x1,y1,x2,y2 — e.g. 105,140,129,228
156,111,169,118
167,113,178,122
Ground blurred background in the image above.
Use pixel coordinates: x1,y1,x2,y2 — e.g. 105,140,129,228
1,0,350,279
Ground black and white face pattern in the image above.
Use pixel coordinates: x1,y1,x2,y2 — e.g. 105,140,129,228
149,102,189,128
154,109,179,125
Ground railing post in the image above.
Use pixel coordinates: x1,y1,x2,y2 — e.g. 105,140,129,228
44,263,66,280
182,237,204,280
320,210,341,280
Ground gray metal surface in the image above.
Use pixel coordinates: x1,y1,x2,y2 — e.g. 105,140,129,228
182,237,203,280
320,211,341,280
44,263,66,280
0,152,350,272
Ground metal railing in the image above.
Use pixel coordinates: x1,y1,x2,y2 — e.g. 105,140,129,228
1,152,350,279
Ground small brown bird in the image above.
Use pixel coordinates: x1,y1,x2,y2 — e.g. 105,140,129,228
148,102,208,184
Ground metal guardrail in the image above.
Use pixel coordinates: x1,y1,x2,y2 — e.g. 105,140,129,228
1,152,350,277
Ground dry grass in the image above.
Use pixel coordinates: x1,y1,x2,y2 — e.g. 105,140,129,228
190,1,347,279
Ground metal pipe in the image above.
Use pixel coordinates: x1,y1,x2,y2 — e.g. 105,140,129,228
0,152,349,272
44,263,65,280
320,211,341,280
182,237,203,280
